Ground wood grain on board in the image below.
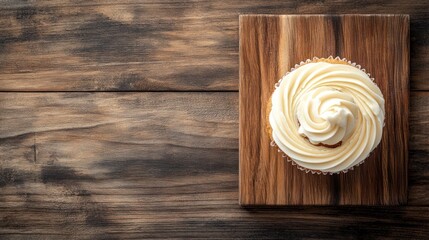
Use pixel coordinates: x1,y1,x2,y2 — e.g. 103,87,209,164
239,15,409,205
0,92,428,238
0,1,428,91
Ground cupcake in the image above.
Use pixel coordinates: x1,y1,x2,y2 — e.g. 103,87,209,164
268,56,385,175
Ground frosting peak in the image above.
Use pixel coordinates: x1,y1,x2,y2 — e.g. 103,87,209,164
297,87,359,146
269,60,385,173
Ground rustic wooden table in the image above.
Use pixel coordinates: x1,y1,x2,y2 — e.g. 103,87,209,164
0,1,428,239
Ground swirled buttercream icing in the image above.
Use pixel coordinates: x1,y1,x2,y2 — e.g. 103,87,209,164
269,58,385,173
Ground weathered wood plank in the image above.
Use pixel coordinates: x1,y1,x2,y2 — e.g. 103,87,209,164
409,91,429,205
0,92,428,238
0,1,427,90
410,92,429,151
0,205,428,239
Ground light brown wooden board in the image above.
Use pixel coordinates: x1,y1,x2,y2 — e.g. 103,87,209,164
239,15,409,205
0,1,428,91
0,92,428,238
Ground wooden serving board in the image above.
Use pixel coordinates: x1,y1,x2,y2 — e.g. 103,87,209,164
239,15,409,206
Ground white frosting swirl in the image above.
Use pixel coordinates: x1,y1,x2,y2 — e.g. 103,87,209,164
269,61,385,173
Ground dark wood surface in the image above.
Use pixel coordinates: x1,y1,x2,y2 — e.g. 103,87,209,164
0,0,427,91
0,92,428,239
0,1,428,239
239,15,409,206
